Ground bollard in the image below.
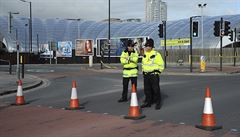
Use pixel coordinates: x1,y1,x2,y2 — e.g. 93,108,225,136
89,55,93,67
21,55,24,79
9,61,12,75
200,56,206,72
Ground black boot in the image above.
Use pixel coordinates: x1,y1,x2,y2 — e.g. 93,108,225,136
118,98,128,102
141,103,151,108
155,103,161,110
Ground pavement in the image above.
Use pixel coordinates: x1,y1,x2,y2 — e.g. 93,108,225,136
0,71,43,96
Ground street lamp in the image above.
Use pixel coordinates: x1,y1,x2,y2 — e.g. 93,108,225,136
67,18,81,39
24,23,28,52
19,0,32,53
21,18,29,53
198,3,207,52
8,12,19,33
9,12,20,79
198,3,207,72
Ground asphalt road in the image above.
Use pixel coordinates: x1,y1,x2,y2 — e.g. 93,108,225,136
1,64,240,136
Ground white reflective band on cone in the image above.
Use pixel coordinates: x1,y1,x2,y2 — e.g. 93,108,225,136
130,93,138,106
203,98,214,114
71,88,78,99
17,86,23,96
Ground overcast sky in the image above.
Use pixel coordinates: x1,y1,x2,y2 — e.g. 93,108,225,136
0,0,240,21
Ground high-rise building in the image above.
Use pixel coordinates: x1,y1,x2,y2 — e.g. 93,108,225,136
145,0,167,22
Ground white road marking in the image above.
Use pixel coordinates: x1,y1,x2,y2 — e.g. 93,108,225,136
230,129,238,132
81,81,185,98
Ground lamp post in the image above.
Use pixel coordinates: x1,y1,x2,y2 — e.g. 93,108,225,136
198,3,207,72
67,18,81,39
198,3,207,52
24,23,28,52
8,12,19,33
8,11,20,79
19,0,32,53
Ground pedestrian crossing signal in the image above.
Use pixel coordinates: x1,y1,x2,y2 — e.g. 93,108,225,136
229,30,233,41
224,21,231,36
192,21,199,37
213,21,220,37
158,24,163,38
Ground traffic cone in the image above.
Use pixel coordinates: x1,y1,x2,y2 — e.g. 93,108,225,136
124,84,145,120
195,87,222,131
65,80,84,110
12,80,27,105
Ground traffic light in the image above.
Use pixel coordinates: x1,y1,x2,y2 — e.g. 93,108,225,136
224,21,231,36
192,21,199,37
237,28,240,41
213,21,220,37
158,24,163,38
229,30,233,41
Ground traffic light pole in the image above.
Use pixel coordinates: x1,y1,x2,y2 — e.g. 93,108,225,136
163,21,167,69
234,28,237,66
108,0,111,64
220,17,223,71
190,17,193,72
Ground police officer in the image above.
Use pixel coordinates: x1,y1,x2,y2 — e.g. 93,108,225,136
118,40,139,102
141,38,164,110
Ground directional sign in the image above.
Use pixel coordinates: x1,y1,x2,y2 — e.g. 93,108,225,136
160,38,190,46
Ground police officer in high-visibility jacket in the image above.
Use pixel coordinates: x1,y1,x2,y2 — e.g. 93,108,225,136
118,40,139,102
141,38,164,110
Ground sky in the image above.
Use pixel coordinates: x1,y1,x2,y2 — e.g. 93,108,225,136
0,0,240,21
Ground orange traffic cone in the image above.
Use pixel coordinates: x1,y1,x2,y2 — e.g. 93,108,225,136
124,84,145,120
65,80,84,110
196,87,222,131
13,80,27,105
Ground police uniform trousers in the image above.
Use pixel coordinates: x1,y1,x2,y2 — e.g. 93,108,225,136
143,73,161,105
122,77,137,100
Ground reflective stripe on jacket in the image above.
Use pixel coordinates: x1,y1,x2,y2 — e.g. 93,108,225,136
120,50,139,78
142,49,164,74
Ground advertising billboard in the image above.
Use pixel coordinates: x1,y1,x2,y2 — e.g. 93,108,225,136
40,44,53,58
56,41,72,57
96,36,148,57
160,38,190,46
75,39,94,56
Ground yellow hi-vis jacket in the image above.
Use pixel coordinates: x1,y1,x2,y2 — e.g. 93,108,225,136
120,50,139,78
142,49,164,74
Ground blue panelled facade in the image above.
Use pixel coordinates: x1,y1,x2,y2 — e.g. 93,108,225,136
0,14,240,53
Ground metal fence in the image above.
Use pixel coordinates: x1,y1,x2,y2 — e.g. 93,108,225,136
159,48,240,65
